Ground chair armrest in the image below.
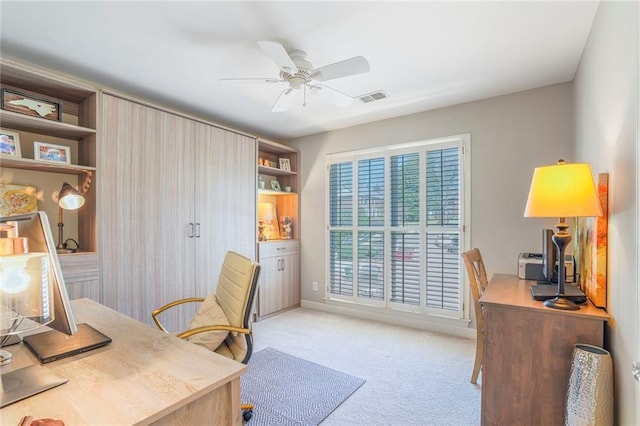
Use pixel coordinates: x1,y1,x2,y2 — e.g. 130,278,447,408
151,297,205,333
176,325,252,339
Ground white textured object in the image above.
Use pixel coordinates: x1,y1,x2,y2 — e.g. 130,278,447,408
566,344,614,426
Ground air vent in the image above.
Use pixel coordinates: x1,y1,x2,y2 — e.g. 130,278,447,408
358,91,389,104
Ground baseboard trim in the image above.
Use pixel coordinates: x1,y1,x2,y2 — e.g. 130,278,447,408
300,299,476,339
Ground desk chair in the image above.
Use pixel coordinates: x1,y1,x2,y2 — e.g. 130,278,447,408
461,248,488,384
152,251,261,420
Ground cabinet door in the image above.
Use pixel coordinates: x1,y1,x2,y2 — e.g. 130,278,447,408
101,95,195,328
194,124,256,297
257,256,280,317
282,252,300,308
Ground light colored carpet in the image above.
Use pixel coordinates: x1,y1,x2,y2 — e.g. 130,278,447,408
252,307,481,425
241,347,366,425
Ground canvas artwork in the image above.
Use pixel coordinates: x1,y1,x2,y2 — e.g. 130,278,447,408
0,184,38,216
574,173,608,308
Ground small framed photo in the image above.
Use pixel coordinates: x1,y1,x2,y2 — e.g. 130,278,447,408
1,89,62,122
270,180,281,191
34,141,71,164
279,158,291,171
0,128,21,157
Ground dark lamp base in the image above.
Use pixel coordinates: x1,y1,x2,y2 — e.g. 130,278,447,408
543,296,580,311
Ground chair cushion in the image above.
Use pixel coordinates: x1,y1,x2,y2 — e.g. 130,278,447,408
186,293,230,351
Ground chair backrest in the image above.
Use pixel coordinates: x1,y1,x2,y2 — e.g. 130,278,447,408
461,248,488,330
215,251,261,364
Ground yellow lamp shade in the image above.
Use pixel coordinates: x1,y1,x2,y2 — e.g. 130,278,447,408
258,202,273,221
524,162,603,218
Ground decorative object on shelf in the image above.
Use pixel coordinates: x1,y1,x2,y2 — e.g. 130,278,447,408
56,182,85,253
279,158,291,171
524,160,602,311
258,175,266,189
1,89,62,121
574,173,608,308
284,186,291,192
34,142,71,164
268,160,278,168
0,128,21,158
258,202,275,241
0,184,37,216
566,344,613,426
279,216,293,239
270,180,281,191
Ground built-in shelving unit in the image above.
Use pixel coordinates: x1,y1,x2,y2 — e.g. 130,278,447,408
256,138,300,318
0,59,99,298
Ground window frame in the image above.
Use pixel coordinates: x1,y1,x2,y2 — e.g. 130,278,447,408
325,134,471,320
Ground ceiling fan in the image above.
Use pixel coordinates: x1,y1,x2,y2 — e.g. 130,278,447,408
221,41,370,112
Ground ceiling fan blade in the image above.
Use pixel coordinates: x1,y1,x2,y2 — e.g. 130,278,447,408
308,84,354,108
311,56,370,81
272,88,297,112
258,41,298,74
220,77,283,84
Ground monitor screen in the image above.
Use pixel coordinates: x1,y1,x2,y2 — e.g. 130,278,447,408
0,211,77,336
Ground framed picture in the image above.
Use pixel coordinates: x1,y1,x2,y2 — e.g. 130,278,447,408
574,173,609,308
1,89,62,122
279,158,291,171
0,128,21,157
34,141,71,164
270,180,281,191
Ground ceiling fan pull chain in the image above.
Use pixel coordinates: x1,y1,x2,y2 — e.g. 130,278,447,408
303,85,308,107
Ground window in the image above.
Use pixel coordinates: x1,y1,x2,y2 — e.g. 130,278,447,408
327,135,468,318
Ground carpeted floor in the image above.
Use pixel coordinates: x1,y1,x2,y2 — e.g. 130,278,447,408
251,308,481,425
241,348,366,425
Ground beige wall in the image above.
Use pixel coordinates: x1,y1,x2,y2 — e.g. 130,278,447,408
288,82,573,331
573,1,638,424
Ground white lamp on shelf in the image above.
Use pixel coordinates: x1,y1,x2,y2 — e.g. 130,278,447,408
56,182,85,254
258,202,274,241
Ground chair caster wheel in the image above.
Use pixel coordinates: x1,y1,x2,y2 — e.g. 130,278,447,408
242,409,253,422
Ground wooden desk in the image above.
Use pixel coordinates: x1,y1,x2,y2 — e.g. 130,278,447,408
479,274,609,426
1,298,246,425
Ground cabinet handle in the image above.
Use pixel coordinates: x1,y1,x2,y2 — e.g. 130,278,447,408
281,258,285,271
195,223,201,238
188,223,194,238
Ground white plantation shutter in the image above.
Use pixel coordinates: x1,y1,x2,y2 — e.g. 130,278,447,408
329,162,353,297
327,135,468,318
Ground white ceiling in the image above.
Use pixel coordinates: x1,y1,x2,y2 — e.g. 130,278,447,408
0,1,599,141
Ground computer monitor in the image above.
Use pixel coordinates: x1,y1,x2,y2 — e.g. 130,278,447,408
1,211,76,408
0,211,78,336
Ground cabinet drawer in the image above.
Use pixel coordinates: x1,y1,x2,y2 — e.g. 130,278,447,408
258,240,299,259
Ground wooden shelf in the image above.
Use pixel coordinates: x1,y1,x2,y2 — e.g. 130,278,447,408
258,188,297,196
0,110,96,139
257,165,297,177
0,154,95,175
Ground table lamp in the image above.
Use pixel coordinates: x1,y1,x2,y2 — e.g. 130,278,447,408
258,202,273,241
524,160,602,310
56,182,85,254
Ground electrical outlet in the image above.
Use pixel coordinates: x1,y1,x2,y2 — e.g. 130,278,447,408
312,281,318,291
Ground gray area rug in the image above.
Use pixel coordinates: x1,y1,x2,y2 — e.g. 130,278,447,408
241,347,366,425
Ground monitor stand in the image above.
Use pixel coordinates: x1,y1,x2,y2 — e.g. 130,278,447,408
1,364,68,408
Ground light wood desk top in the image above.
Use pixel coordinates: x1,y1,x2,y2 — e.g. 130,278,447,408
480,273,609,321
1,298,246,425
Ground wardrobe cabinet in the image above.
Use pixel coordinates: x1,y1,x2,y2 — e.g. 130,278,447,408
100,93,256,331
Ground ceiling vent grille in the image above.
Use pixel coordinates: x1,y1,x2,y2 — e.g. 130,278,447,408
358,91,388,104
